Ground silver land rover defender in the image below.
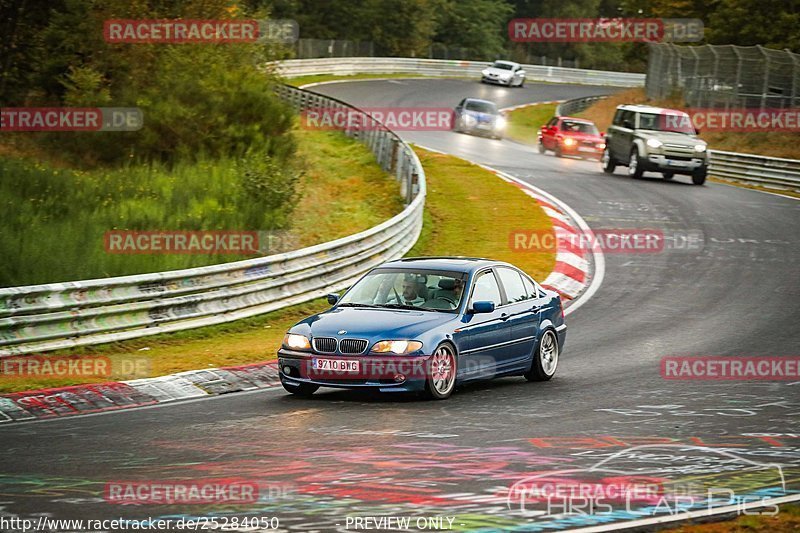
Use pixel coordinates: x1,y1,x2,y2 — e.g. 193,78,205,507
602,105,709,185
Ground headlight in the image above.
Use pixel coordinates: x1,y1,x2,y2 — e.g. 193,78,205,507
495,116,507,129
283,333,311,350
694,144,707,152
481,69,489,76
563,137,576,146
646,138,663,149
371,340,423,354
464,115,477,126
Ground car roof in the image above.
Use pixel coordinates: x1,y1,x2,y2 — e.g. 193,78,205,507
380,256,506,274
492,60,519,67
617,104,688,115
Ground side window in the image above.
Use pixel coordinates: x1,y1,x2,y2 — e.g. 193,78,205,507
497,268,527,304
612,109,624,126
521,274,539,300
457,98,465,109
547,117,557,127
621,110,635,128
470,271,502,306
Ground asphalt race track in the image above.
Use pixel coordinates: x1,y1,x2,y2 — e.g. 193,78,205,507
1,79,798,532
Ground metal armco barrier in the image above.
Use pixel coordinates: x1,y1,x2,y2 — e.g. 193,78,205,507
0,85,426,356
556,95,800,192
707,150,800,192
556,95,608,117
276,57,646,87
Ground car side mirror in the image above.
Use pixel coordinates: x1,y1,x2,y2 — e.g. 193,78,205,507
600,132,606,137
695,128,701,134
326,293,340,305
471,301,495,314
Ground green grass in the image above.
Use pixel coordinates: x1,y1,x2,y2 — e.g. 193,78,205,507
506,103,558,146
0,147,554,393
0,127,402,287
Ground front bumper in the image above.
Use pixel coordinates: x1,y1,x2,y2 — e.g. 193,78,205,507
645,154,707,174
277,348,432,392
482,76,513,86
560,143,604,157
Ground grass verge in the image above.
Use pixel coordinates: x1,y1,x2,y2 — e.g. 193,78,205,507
0,148,555,393
505,103,558,146
0,127,402,286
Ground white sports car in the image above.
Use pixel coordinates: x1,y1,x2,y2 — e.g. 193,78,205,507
481,60,526,87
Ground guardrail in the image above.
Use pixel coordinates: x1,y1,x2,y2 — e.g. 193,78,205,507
555,95,608,117
554,95,800,192
276,57,646,87
0,85,426,356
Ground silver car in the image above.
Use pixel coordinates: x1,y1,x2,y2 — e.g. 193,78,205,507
453,98,507,140
481,60,526,87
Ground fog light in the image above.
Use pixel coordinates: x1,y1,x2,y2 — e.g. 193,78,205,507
394,374,405,383
283,366,292,375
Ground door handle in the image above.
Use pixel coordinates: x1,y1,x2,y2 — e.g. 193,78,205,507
500,313,509,320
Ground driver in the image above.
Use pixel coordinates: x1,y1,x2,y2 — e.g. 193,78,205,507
453,278,465,302
386,275,426,306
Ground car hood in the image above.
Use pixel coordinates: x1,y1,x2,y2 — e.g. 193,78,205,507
562,131,603,142
484,67,513,77
463,110,497,122
639,130,703,145
294,307,457,340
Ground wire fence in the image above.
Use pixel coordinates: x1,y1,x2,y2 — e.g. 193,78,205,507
647,43,800,109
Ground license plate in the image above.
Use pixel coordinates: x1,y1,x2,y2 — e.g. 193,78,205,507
477,124,490,129
667,159,690,167
312,358,360,372
578,147,595,152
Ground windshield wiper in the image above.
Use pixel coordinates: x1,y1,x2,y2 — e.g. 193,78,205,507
377,303,421,310
338,303,379,308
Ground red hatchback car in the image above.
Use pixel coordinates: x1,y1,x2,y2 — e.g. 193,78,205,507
538,116,605,159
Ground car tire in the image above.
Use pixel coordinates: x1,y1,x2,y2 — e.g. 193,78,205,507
283,382,319,397
538,140,546,154
524,329,559,382
554,145,563,158
602,147,617,174
629,147,645,179
518,79,525,88
424,343,457,400
663,171,675,180
692,168,707,185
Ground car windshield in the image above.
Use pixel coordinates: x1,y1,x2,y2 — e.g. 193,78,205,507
638,112,696,134
339,268,468,312
562,121,599,134
491,62,514,70
465,101,497,114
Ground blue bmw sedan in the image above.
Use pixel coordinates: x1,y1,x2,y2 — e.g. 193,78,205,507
278,257,567,400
